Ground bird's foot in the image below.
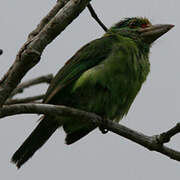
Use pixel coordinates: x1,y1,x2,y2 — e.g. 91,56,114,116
99,118,108,134
99,126,108,134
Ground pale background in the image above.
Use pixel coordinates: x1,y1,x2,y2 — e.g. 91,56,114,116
0,0,179,179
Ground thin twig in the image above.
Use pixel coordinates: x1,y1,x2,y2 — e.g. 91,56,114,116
0,103,180,162
87,3,108,32
9,74,53,98
5,95,45,105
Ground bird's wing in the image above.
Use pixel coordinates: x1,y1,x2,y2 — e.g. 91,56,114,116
43,34,115,103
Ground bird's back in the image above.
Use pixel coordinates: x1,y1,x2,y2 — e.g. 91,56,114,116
55,35,150,121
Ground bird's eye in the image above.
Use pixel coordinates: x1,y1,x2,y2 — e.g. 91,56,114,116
129,22,137,28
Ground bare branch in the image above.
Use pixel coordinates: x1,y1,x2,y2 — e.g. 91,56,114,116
0,0,91,106
5,95,44,105
156,123,180,144
87,3,108,32
28,0,70,40
9,74,53,98
0,103,180,162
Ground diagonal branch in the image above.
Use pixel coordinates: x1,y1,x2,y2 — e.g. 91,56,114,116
87,3,108,32
5,95,44,105
28,0,70,40
0,0,92,107
0,103,180,162
9,74,53,98
0,0,68,86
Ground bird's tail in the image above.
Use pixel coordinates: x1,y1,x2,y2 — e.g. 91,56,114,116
11,116,59,168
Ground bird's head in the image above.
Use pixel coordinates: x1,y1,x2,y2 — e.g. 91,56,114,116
110,17,174,45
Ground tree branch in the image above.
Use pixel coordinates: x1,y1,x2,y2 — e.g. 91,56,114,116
0,0,91,106
87,3,108,32
156,123,180,144
5,95,44,105
9,74,53,98
0,103,180,162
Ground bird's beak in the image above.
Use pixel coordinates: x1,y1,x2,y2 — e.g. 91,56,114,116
139,24,174,44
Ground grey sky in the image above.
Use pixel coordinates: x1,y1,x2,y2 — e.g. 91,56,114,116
0,0,179,179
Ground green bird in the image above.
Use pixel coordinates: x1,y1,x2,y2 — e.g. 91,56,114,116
11,17,173,168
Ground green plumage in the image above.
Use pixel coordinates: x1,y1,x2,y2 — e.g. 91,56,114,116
11,17,173,168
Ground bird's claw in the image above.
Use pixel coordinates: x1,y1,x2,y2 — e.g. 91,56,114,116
99,126,108,134
99,118,108,134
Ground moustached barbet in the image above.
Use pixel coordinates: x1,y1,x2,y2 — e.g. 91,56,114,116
11,17,174,168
